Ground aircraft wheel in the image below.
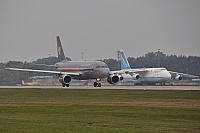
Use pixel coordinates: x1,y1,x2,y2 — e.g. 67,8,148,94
66,84,69,87
94,82,97,87
62,84,65,87
97,83,101,87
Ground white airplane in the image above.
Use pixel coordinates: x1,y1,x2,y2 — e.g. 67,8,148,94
109,50,199,85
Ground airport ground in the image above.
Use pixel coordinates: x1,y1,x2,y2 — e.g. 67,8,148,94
0,86,199,132
0,85,200,90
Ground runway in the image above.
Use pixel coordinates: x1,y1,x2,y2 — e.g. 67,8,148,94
0,85,200,90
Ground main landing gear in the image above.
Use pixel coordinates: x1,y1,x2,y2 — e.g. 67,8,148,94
62,84,69,87
93,78,102,87
93,82,101,87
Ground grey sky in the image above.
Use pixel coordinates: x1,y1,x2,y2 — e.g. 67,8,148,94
0,0,200,62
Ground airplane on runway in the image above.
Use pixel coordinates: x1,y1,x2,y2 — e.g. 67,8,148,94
6,36,110,87
111,50,199,85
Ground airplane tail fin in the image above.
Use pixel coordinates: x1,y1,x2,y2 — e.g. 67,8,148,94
56,36,66,62
118,50,131,70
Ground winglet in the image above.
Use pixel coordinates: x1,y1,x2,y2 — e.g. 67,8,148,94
56,36,66,62
119,50,131,70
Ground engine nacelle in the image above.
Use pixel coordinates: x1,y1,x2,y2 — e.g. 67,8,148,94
107,75,123,84
175,75,183,80
131,74,140,80
59,75,72,85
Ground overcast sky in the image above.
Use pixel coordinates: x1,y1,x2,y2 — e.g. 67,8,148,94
0,0,200,62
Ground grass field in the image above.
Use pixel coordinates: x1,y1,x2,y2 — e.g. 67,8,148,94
0,88,200,133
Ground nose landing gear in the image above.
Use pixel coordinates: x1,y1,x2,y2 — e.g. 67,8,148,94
94,78,101,87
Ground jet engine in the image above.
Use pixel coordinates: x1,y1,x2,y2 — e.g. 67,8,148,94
107,75,123,84
59,75,72,85
131,73,140,80
175,75,183,80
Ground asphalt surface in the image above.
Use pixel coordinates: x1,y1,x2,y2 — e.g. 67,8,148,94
0,85,200,90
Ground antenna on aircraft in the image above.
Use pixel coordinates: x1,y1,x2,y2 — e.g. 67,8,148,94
81,52,84,61
117,50,120,70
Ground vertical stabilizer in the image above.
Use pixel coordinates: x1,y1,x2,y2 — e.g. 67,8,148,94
56,36,66,62
119,50,131,70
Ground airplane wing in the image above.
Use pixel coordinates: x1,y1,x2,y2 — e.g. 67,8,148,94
110,68,147,75
168,71,199,78
5,68,80,76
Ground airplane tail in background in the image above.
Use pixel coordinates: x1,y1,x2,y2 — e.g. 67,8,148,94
118,50,131,70
56,36,66,62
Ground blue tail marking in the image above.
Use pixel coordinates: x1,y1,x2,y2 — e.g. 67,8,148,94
119,50,131,70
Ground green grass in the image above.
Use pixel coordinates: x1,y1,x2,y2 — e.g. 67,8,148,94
0,88,200,133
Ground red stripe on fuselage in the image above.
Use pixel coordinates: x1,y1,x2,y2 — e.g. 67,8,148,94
57,68,93,72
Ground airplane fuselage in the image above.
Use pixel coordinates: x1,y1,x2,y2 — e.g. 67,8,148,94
55,61,110,80
122,68,171,84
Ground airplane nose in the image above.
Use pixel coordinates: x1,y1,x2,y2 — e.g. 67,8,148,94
167,72,172,80
105,68,110,76
108,68,111,72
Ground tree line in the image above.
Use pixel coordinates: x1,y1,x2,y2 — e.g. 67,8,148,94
0,51,199,85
